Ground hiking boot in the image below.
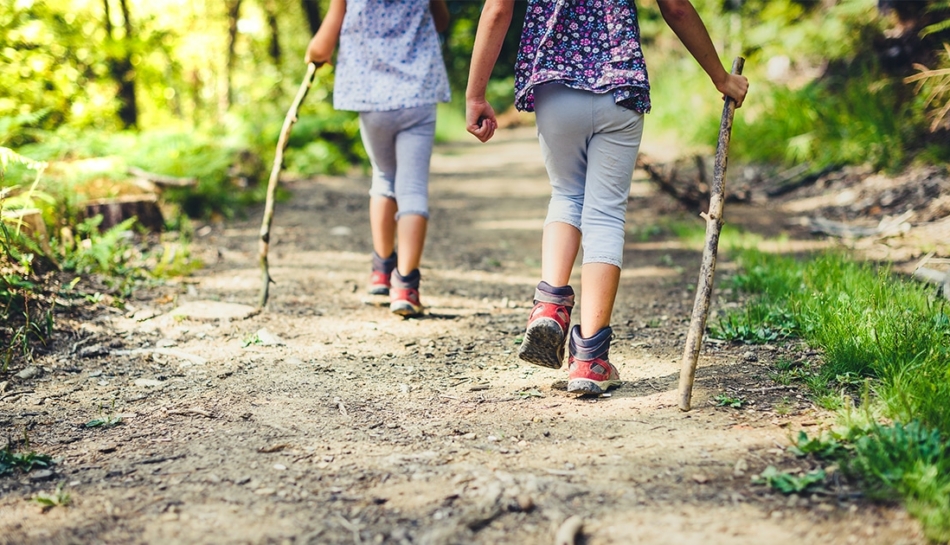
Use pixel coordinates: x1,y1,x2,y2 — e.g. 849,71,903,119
567,325,621,395
368,251,397,295
517,282,574,369
391,269,423,317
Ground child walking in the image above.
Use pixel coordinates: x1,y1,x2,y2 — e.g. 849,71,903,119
466,0,749,393
306,0,451,317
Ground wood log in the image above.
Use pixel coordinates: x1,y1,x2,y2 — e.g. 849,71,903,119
127,166,198,188
84,194,164,232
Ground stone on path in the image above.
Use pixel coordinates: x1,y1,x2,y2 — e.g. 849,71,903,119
170,301,258,321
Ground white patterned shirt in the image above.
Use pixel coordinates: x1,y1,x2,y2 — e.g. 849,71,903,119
334,0,451,112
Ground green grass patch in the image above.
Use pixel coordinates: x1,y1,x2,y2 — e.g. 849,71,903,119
720,250,950,539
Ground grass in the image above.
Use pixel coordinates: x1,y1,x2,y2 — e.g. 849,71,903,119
719,249,950,540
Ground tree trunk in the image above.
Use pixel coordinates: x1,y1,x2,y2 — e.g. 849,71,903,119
263,0,281,67
102,0,138,128
300,0,322,35
223,0,243,112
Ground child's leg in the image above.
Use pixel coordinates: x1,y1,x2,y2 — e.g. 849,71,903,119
578,95,644,335
359,112,400,259
391,104,437,276
534,83,593,284
517,84,592,368
369,196,397,259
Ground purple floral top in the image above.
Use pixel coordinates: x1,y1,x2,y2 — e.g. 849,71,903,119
514,0,651,113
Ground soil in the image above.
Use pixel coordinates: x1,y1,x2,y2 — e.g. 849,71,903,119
0,128,928,544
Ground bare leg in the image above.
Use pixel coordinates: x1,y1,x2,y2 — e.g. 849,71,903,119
579,262,620,337
396,213,427,275
370,196,397,258
541,221,580,287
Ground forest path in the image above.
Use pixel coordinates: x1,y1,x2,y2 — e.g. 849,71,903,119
0,128,924,544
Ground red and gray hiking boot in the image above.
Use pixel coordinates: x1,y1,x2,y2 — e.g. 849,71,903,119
390,269,423,317
567,325,621,395
368,270,392,296
517,282,574,369
368,251,397,296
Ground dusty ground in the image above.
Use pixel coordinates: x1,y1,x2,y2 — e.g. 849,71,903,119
0,128,927,544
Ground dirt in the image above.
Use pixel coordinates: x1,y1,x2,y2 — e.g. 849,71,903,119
0,127,928,544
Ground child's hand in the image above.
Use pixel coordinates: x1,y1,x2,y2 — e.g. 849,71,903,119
305,35,328,65
717,74,749,108
466,99,497,142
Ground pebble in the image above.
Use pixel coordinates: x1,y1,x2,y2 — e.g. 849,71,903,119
28,470,55,482
134,379,164,388
254,488,276,496
16,367,41,380
462,433,477,440
274,464,287,471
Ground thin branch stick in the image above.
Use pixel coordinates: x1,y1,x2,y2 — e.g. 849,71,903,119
678,57,745,412
259,62,319,308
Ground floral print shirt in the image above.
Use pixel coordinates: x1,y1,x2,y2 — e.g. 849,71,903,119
515,0,651,113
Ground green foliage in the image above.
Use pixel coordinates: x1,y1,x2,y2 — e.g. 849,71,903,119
753,465,826,494
0,446,54,476
726,250,950,538
32,482,71,509
714,394,746,408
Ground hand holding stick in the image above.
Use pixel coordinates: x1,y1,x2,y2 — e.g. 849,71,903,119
259,62,319,308
678,57,745,411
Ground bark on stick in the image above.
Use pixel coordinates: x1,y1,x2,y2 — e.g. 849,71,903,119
259,62,318,308
678,57,745,412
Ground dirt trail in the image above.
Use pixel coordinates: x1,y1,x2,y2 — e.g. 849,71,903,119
0,128,926,544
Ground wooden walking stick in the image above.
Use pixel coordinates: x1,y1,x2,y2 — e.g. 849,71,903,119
259,61,319,308
678,57,745,412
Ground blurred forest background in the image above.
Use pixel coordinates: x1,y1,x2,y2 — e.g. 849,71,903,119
3,0,950,212
1,0,949,361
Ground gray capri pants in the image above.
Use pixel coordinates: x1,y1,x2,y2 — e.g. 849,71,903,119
534,83,644,268
358,104,437,220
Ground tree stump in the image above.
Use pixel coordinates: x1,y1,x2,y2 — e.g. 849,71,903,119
84,194,164,232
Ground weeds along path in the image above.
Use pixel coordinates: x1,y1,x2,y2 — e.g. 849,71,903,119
0,128,925,544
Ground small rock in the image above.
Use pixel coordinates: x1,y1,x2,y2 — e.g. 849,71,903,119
97,444,118,453
330,226,352,236
170,301,257,321
742,351,758,362
487,435,499,442
133,379,164,388
29,470,55,482
16,367,41,380
284,357,304,365
156,339,177,348
79,344,109,358
274,464,287,471
733,458,748,477
516,494,534,512
254,488,276,496
462,433,477,440
254,329,285,346
692,474,709,484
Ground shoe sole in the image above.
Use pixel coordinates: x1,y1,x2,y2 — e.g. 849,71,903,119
368,287,390,296
518,319,565,369
391,302,423,317
567,378,621,395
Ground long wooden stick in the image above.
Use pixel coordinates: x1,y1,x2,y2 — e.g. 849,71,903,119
678,57,745,412
259,62,319,308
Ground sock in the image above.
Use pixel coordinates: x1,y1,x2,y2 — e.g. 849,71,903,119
372,251,397,274
393,268,420,288
570,325,612,360
538,280,573,297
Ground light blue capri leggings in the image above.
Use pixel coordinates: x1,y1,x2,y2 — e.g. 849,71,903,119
534,83,644,268
358,104,437,220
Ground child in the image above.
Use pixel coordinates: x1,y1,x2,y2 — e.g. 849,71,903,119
306,0,451,317
466,0,749,393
